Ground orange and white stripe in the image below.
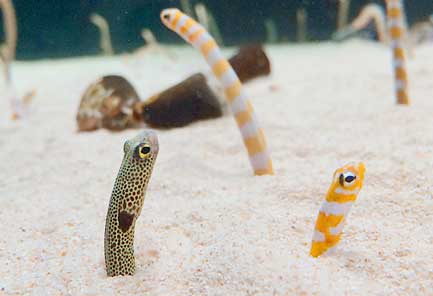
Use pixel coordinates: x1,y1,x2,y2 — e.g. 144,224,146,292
386,0,410,105
310,162,365,258
160,8,273,175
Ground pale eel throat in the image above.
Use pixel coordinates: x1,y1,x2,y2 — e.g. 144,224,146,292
104,130,159,276
310,162,366,258
160,8,273,176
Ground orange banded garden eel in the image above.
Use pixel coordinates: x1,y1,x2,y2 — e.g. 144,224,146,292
160,8,273,176
386,0,410,105
310,162,366,257
104,130,159,276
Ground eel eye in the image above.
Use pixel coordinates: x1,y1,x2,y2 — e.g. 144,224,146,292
137,144,151,159
339,172,356,186
345,175,356,183
162,13,170,21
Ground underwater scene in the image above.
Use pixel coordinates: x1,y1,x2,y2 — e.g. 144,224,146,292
1,0,432,295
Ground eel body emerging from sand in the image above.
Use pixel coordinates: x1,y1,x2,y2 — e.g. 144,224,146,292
386,0,410,105
104,130,159,276
333,4,387,43
310,162,365,258
90,13,114,56
351,4,388,43
160,8,273,176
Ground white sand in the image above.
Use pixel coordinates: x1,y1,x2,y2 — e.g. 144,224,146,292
0,41,432,295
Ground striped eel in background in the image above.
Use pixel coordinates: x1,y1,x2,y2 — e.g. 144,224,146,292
386,0,410,105
332,3,387,43
104,130,159,276
160,8,274,176
310,162,365,258
351,3,388,44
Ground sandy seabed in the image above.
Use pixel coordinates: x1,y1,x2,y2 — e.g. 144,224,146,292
0,41,432,295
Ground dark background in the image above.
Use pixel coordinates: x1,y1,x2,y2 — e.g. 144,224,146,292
1,0,432,59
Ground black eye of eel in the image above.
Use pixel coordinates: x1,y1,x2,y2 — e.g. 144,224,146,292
345,175,356,183
140,146,151,154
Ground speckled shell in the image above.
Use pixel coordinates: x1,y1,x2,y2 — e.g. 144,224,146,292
76,75,141,131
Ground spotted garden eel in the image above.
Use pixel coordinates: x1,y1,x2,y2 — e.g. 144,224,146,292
104,130,159,276
310,162,365,257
